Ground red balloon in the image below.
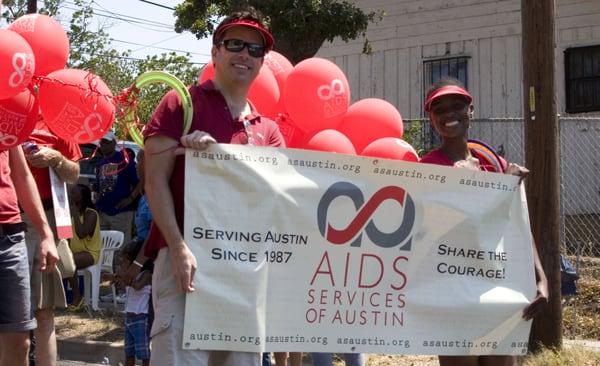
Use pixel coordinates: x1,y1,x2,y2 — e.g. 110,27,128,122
361,137,419,162
0,29,35,100
283,58,350,132
338,98,404,153
198,62,215,83
275,115,305,148
198,62,280,117
8,14,69,76
303,129,356,155
0,89,38,150
39,69,114,144
248,66,279,117
264,51,293,92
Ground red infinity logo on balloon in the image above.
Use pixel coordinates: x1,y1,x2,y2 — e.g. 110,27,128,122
317,182,415,249
74,112,103,143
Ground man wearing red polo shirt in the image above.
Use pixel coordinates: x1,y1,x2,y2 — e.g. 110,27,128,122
144,7,284,366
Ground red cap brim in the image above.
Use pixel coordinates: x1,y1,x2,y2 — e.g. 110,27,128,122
424,85,472,112
213,19,274,51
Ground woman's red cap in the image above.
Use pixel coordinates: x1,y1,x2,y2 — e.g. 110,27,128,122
424,85,473,113
213,18,274,51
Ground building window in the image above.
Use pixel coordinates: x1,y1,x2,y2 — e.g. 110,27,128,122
423,56,469,90
565,46,600,113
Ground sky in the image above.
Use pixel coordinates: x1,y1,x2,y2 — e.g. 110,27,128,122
0,0,214,66
86,0,213,66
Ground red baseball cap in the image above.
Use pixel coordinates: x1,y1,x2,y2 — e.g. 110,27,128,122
424,85,473,113
213,18,274,51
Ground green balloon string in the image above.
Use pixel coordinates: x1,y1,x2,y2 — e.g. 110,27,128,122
124,71,193,147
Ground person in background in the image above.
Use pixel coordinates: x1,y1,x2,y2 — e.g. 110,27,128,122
0,146,58,366
21,117,81,366
143,7,284,366
275,352,302,366
122,241,152,366
67,184,101,308
420,78,549,366
115,149,152,298
92,131,139,249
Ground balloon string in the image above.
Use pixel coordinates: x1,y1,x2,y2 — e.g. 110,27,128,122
75,140,133,177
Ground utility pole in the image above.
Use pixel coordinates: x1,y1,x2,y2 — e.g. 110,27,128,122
521,0,561,352
27,0,36,13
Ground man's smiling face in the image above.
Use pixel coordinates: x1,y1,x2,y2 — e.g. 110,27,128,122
212,25,265,87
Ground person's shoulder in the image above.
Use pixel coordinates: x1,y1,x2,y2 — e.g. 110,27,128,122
189,80,216,100
157,82,205,108
420,149,447,165
84,207,99,218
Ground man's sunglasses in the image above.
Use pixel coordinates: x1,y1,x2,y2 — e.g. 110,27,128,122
218,39,266,58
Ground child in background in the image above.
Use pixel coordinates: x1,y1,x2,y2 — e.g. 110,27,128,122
122,241,152,366
68,183,102,308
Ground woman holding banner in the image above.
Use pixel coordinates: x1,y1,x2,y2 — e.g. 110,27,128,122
420,78,549,366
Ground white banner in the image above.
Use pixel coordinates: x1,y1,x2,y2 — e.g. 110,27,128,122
49,168,72,239
182,144,536,355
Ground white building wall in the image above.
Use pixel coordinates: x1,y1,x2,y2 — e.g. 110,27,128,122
317,0,600,119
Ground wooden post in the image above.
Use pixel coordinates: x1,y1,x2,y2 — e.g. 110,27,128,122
521,0,562,352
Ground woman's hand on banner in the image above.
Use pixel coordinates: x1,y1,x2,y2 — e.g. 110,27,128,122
506,163,530,184
522,281,549,320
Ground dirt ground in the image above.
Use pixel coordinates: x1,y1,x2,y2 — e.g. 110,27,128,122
55,258,600,365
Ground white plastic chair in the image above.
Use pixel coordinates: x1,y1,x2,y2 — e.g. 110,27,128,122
78,230,124,311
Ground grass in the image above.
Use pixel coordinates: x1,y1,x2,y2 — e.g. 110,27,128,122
55,306,124,343
520,346,600,366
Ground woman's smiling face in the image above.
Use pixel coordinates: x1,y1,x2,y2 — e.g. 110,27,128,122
428,95,473,139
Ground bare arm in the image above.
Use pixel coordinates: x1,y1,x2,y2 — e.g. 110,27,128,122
507,167,549,319
117,237,150,286
25,146,79,184
73,208,97,238
10,147,58,272
131,270,152,291
523,239,549,320
145,135,197,292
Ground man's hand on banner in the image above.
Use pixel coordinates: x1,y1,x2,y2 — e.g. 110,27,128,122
170,241,198,292
174,130,217,155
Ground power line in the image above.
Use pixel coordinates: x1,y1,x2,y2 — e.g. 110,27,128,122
139,0,175,11
91,1,173,28
61,1,174,31
56,1,209,64
60,4,175,32
90,52,207,66
110,38,211,57
131,33,181,52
